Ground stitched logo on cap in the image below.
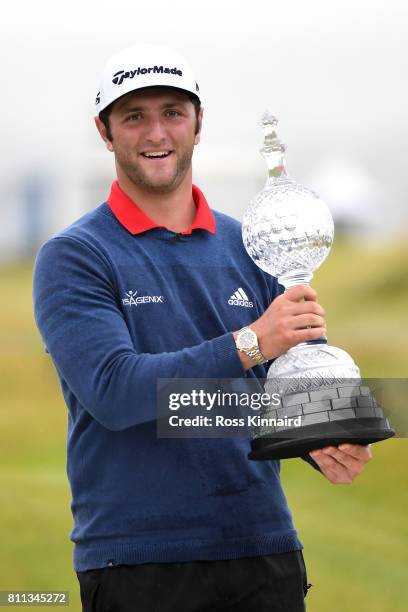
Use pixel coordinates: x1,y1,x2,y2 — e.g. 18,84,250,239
112,66,183,86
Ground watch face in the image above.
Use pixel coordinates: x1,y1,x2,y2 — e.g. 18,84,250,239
239,329,256,349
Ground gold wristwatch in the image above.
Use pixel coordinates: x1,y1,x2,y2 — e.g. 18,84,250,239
235,326,267,365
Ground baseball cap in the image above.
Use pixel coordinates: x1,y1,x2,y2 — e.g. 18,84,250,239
95,43,201,114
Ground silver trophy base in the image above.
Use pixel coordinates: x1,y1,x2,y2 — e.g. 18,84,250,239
249,417,395,460
249,342,395,460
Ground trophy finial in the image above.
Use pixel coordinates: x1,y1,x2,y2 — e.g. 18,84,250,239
260,111,286,154
260,111,278,133
260,111,286,178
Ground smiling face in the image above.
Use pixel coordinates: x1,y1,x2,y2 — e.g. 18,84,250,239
95,87,202,195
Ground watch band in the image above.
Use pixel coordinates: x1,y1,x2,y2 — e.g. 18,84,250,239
246,346,267,365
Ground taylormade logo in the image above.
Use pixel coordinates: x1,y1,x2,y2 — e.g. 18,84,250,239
228,288,253,308
112,66,183,86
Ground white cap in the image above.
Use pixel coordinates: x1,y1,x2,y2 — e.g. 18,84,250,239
95,44,201,114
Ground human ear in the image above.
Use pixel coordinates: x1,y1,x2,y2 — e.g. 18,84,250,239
94,116,114,152
194,107,204,145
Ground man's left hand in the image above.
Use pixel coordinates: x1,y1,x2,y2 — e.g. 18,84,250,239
309,444,372,484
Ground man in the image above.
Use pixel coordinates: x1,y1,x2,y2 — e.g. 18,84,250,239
33,44,371,611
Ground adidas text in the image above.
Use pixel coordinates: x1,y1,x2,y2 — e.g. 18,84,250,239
228,287,253,308
228,298,253,308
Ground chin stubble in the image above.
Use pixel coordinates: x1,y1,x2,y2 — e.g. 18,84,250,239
120,144,194,195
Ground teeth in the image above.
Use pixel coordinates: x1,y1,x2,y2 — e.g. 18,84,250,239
143,151,170,158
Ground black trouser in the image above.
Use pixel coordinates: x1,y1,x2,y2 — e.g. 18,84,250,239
77,550,311,611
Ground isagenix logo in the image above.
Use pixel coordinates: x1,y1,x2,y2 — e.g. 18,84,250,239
112,65,183,86
122,290,164,307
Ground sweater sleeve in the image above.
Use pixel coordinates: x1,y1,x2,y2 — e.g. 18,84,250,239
33,236,246,431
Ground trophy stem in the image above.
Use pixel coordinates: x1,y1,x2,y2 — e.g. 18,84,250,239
278,270,313,289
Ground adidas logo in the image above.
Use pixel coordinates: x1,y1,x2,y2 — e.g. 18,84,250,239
228,287,253,308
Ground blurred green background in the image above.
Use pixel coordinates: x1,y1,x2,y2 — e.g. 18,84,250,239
1,237,407,611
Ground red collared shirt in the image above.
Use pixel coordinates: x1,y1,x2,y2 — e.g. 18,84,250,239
107,181,216,235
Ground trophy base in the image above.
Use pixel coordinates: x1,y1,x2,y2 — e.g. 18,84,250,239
248,417,395,460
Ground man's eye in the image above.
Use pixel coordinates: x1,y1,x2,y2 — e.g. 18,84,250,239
166,110,181,117
127,114,142,121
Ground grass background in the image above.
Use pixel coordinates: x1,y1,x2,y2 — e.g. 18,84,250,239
0,236,407,611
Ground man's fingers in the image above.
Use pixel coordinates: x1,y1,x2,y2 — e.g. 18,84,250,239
309,451,354,483
287,301,325,317
291,314,326,330
322,466,354,485
338,444,372,462
285,285,317,303
310,444,372,484
320,446,365,474
293,327,327,343
256,284,326,357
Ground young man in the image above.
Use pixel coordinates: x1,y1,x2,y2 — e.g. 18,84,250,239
33,44,371,611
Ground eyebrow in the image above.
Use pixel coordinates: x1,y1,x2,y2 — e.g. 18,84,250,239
119,100,188,114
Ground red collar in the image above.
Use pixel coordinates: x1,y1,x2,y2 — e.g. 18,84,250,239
107,181,216,235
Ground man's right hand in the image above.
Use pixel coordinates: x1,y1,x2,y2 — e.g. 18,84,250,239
249,285,326,362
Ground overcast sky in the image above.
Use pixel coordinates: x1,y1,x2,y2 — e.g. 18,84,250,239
1,0,407,252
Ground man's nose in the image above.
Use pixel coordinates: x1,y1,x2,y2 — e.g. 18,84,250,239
145,118,167,143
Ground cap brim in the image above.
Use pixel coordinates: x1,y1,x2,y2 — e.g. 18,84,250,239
97,85,201,116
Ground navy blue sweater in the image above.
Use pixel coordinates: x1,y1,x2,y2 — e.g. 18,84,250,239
33,195,305,571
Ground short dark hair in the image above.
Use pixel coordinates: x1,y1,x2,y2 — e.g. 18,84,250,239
99,89,201,142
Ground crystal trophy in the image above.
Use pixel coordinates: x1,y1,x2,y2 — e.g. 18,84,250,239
242,113,395,460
